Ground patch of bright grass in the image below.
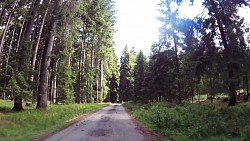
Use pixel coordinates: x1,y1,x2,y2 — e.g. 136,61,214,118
123,102,250,141
0,100,108,141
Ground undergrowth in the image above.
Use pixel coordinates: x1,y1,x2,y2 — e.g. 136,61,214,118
123,102,250,141
0,100,108,141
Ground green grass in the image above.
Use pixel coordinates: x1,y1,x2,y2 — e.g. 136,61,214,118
0,100,109,141
123,102,250,141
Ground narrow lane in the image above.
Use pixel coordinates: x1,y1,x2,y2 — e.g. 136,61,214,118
42,104,145,141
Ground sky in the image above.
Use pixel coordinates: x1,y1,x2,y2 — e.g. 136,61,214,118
113,0,161,57
113,0,250,57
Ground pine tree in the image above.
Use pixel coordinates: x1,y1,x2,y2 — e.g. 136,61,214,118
134,51,147,102
119,46,136,102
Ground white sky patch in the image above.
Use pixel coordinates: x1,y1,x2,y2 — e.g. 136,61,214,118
114,0,161,57
178,0,205,19
113,0,250,57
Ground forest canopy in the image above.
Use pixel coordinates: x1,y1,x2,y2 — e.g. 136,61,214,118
0,0,250,111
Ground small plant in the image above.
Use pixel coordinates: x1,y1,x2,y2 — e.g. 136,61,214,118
123,102,250,141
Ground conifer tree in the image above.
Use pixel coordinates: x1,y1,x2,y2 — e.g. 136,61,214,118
134,51,147,101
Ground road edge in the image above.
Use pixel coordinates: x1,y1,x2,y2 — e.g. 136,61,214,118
123,105,176,141
30,105,110,141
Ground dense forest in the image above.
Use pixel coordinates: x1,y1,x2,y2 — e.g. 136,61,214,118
0,0,119,111
119,0,250,106
0,0,250,112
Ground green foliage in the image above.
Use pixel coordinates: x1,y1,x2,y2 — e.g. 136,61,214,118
119,46,136,101
133,51,147,101
143,50,177,102
107,74,118,102
124,102,250,141
0,0,119,105
0,100,108,141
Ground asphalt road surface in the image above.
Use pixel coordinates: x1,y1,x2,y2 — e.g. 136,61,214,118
42,103,146,141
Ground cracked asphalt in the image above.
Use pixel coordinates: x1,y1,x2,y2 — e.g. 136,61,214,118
42,103,145,141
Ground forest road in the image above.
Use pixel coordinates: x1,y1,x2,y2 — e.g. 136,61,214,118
42,103,148,141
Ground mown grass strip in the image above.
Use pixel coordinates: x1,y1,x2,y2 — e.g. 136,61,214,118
123,102,250,141
0,100,109,141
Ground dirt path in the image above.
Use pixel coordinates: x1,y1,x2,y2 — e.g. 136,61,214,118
41,104,152,141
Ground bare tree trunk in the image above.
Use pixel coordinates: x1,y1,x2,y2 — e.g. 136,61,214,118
0,0,18,61
88,47,95,102
30,0,51,80
210,0,236,106
52,60,58,103
81,48,86,103
96,75,99,102
100,56,104,101
209,67,213,104
76,40,85,103
18,0,40,67
12,0,41,111
3,28,15,100
246,75,249,100
37,0,63,108
15,20,25,53
173,30,181,103
0,10,12,61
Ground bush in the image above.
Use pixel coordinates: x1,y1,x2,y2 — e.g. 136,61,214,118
123,102,250,141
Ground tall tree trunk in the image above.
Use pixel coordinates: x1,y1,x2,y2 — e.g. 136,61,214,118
100,57,104,101
209,67,213,104
0,0,18,62
51,60,58,104
88,46,95,102
12,0,41,111
96,74,99,102
0,10,12,61
246,74,249,100
3,28,15,100
81,48,86,103
211,0,236,106
37,0,63,108
76,40,85,103
31,0,51,81
173,30,181,103
18,0,40,67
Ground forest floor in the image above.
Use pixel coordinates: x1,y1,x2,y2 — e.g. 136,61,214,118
123,101,250,141
40,103,164,141
0,100,108,141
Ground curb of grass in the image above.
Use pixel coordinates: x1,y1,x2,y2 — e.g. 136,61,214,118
123,105,176,141
31,105,109,141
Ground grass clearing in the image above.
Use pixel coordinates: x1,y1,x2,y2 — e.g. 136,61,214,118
123,102,250,141
0,100,109,141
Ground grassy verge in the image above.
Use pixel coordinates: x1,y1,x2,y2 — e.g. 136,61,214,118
0,100,109,141
123,102,250,141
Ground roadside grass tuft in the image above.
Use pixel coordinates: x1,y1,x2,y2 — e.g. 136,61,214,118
0,100,108,141
123,102,250,141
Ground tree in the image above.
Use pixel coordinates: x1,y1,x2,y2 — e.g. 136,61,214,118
37,0,64,108
158,0,182,103
119,46,136,102
108,74,118,102
133,51,147,101
147,50,177,102
0,0,119,108
204,0,248,105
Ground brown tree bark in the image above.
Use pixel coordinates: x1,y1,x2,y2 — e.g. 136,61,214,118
0,0,18,61
12,0,41,111
37,0,63,108
173,30,181,104
31,0,51,81
210,0,236,106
